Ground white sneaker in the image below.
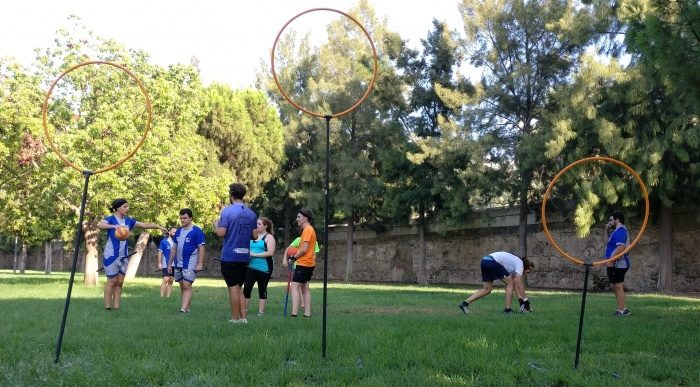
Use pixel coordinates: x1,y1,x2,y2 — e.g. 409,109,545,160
239,318,248,324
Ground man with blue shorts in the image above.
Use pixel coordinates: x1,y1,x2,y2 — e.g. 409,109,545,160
215,183,257,324
157,227,176,298
168,208,205,313
459,251,534,314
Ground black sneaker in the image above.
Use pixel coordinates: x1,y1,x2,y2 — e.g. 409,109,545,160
458,301,469,314
504,308,513,315
614,308,630,317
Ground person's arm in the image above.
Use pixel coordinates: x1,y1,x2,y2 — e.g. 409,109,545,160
282,246,291,267
295,241,310,258
167,244,176,274
214,219,227,237
96,220,117,230
513,274,527,299
197,244,205,271
134,221,167,233
157,250,164,270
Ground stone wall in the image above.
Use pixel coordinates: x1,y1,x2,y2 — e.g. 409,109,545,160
2,208,698,292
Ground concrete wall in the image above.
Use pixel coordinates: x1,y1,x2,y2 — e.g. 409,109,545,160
2,208,698,292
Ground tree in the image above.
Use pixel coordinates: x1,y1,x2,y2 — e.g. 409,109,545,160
454,0,606,259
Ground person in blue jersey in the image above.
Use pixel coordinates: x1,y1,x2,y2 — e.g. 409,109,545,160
458,251,534,315
244,217,277,317
97,198,167,311
605,211,631,317
214,183,257,324
167,208,206,313
157,227,177,298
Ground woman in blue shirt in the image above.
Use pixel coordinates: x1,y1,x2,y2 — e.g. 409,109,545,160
243,217,276,316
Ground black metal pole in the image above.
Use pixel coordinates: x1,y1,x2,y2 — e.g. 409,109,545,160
322,115,331,359
574,263,592,368
54,170,92,364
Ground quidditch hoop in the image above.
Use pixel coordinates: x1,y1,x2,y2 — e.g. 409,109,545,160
42,61,152,174
541,156,649,266
271,8,378,118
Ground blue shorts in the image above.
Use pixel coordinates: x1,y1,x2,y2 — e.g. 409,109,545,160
480,256,510,282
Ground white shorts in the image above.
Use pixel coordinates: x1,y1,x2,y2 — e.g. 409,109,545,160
173,267,196,283
105,256,128,278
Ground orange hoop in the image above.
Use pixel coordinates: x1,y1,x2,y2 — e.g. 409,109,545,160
271,8,378,118
541,156,650,266
42,61,152,174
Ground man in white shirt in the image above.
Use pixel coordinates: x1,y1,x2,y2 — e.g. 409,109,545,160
459,251,534,314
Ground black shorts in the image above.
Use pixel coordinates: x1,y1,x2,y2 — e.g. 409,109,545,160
292,265,315,284
607,267,628,284
221,261,248,287
162,268,172,278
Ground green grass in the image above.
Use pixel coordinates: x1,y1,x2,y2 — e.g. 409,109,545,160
1,271,698,386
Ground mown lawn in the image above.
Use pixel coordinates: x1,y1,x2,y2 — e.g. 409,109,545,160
1,271,698,386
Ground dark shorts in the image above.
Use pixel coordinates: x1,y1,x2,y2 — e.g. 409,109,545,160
480,256,510,282
162,268,172,278
607,267,628,284
221,261,248,287
292,265,314,284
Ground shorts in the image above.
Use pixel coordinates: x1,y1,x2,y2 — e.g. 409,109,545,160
162,268,173,277
173,267,196,283
292,265,314,284
480,256,510,282
607,267,628,284
104,256,128,278
221,261,248,287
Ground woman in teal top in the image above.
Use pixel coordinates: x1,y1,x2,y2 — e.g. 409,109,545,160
243,217,276,316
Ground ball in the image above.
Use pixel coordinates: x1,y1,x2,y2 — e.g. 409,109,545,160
286,247,298,258
115,226,130,241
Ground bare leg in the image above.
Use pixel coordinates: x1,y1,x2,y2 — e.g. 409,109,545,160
503,277,514,310
104,277,116,308
302,283,311,316
180,281,193,311
160,278,167,297
245,297,251,314
613,282,626,310
291,282,301,315
465,282,494,304
112,275,125,309
165,278,173,298
238,287,246,319
228,286,242,320
258,299,267,314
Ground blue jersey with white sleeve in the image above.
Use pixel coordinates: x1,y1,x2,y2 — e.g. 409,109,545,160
158,238,174,267
173,225,205,269
102,215,137,266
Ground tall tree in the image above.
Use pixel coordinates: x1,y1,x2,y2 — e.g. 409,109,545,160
455,0,606,259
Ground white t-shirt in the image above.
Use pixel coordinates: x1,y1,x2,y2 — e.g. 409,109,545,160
491,251,524,275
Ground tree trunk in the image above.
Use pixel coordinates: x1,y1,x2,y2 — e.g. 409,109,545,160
125,231,151,280
44,241,52,275
83,224,100,286
345,219,354,282
518,169,530,258
12,235,18,274
417,208,427,285
18,242,27,274
657,204,673,291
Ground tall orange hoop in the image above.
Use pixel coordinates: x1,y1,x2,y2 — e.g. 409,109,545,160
270,8,378,118
42,60,152,174
541,156,650,266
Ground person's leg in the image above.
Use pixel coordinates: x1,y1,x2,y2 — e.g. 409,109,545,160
160,277,168,297
180,280,193,311
290,282,301,316
165,277,174,298
112,274,125,310
104,277,116,309
257,272,271,315
302,282,312,316
502,276,514,310
613,282,626,310
228,285,242,320
238,286,247,320
465,282,494,304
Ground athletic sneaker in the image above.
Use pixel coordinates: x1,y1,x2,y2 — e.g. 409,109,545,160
458,301,469,314
239,318,248,324
257,312,264,317
614,309,631,317
504,308,513,315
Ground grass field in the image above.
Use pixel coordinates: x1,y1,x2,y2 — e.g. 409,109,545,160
1,271,698,386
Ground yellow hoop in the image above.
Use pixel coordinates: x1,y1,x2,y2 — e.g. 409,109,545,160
42,61,152,174
541,156,650,266
271,8,378,118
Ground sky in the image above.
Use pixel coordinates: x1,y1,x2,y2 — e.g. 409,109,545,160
1,0,465,89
